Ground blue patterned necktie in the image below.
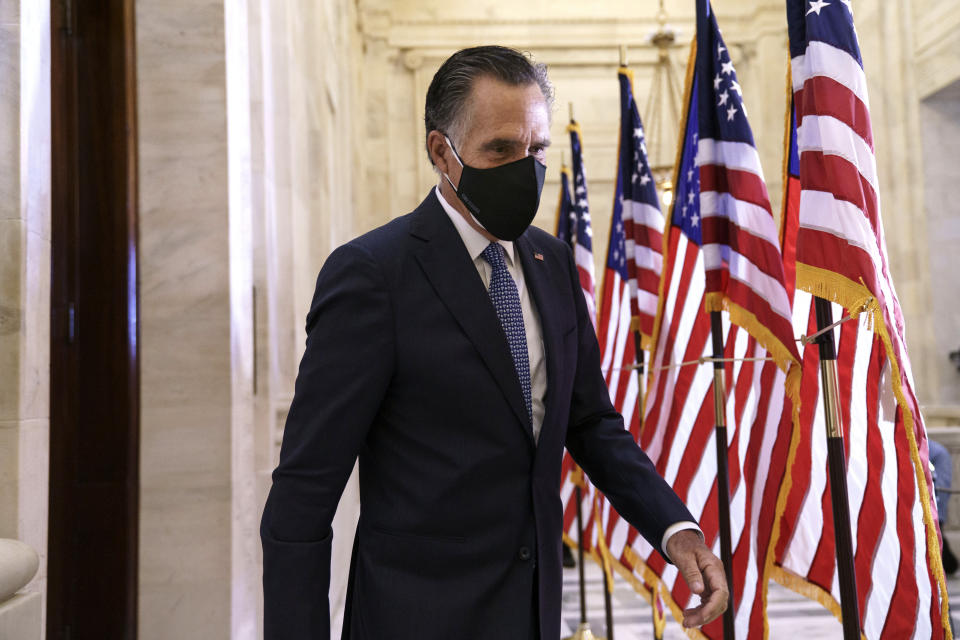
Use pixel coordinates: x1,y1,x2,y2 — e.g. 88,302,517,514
480,242,532,423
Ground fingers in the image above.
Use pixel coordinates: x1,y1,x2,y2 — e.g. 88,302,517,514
681,550,729,628
682,578,728,627
673,549,705,595
701,553,728,596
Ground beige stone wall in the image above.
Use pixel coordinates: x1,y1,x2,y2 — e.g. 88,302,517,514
913,0,960,409
919,83,960,408
0,0,50,634
136,0,233,636
136,0,366,634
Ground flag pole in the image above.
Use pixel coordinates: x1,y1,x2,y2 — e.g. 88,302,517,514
574,94,616,640
813,297,861,640
602,568,615,640
631,322,660,640
563,101,602,640
564,477,602,640
709,311,736,640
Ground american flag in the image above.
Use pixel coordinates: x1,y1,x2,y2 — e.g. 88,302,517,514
558,122,600,558
696,3,801,380
568,121,598,326
772,1,950,637
616,67,665,346
599,12,795,637
593,96,649,557
555,161,575,246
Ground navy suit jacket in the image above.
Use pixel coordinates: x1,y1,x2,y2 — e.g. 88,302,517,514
260,190,695,639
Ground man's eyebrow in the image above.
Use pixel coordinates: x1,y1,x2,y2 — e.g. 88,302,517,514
479,137,523,151
478,137,552,151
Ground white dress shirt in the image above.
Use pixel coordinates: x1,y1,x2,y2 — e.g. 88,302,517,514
436,186,547,442
435,186,702,560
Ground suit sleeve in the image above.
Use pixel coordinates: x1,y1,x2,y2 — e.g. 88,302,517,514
260,242,394,640
560,246,695,560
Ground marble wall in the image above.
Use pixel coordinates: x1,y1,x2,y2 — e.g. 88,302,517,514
0,0,50,634
136,0,233,636
919,81,960,408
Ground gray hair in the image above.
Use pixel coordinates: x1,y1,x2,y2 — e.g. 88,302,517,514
424,46,554,165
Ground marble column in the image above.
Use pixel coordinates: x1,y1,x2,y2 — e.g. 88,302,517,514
136,0,232,636
856,0,938,405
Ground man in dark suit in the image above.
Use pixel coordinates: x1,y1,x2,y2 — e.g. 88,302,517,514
261,45,727,640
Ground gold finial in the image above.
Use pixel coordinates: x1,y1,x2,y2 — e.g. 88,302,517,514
619,45,628,67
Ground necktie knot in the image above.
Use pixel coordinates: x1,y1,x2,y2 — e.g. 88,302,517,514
481,242,507,271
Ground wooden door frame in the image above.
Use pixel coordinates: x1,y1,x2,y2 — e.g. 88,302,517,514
48,0,140,638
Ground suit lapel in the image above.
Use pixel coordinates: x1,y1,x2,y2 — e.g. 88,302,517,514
515,235,565,445
411,193,534,444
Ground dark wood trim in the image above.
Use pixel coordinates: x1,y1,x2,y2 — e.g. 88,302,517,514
48,0,140,638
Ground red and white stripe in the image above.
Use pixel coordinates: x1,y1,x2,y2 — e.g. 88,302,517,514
575,241,597,328
697,139,800,367
624,195,664,340
598,221,787,639
597,263,643,448
776,24,947,637
772,292,939,639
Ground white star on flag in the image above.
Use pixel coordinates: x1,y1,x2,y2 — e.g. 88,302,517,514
713,74,722,90
688,191,695,204
721,60,735,75
730,79,742,96
726,104,738,121
807,0,830,15
718,90,729,106
717,43,725,56
634,127,643,139
687,168,694,181
690,213,700,227
639,173,651,186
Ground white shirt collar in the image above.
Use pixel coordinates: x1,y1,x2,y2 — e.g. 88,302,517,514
435,185,516,266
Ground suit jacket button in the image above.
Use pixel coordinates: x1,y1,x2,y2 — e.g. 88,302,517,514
518,546,532,561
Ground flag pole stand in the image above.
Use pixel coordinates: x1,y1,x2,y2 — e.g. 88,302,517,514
564,480,604,640
813,297,861,640
709,311,736,640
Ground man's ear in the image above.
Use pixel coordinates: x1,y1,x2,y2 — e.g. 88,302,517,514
427,130,451,174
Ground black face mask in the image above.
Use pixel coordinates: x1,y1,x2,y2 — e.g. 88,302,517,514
443,136,547,241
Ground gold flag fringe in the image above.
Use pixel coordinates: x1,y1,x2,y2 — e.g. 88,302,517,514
702,292,802,408
795,263,952,638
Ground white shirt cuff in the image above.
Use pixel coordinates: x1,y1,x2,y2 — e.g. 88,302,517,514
660,521,704,563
